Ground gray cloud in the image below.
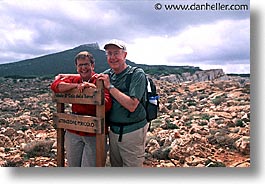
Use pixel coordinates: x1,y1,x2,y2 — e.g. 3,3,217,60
0,0,250,73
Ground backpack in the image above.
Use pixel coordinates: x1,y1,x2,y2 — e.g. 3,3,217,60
125,67,159,129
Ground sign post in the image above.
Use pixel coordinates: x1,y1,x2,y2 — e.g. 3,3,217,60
52,80,105,167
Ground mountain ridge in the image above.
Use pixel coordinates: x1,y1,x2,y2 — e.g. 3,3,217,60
0,43,249,78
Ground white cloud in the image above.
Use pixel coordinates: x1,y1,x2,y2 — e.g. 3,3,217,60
126,18,249,73
0,16,36,50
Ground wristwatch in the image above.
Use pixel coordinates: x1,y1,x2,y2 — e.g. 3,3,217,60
108,84,115,91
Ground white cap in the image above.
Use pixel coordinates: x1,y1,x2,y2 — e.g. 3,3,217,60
104,39,127,51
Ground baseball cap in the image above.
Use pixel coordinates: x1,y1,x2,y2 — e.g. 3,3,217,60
104,39,127,51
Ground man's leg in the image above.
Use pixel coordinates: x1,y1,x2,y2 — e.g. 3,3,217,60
64,131,84,167
81,136,97,167
109,130,123,167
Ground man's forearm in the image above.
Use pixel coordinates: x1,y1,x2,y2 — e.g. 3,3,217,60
57,82,78,92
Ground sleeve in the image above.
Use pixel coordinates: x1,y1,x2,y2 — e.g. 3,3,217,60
50,77,74,93
129,69,146,101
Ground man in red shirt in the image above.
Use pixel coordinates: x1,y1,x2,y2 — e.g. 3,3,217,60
51,51,112,167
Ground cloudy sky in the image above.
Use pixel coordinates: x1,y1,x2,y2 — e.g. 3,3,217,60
0,0,250,73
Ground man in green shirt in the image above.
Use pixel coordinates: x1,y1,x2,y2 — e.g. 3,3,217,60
98,39,149,167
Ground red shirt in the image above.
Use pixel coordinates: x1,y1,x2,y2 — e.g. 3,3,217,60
50,73,112,136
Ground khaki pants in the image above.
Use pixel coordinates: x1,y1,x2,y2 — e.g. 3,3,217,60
109,123,149,167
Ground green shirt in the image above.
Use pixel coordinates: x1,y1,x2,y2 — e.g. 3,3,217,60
104,65,147,134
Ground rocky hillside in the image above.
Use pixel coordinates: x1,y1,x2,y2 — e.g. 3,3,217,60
145,76,250,167
159,69,228,83
0,75,250,167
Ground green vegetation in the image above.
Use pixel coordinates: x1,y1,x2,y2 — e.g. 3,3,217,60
185,99,197,106
165,122,179,129
235,119,245,127
142,65,201,76
227,73,250,78
201,113,213,121
212,96,225,106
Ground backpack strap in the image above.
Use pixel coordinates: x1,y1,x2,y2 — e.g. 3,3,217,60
146,77,152,93
125,66,139,90
105,68,114,78
124,66,147,107
106,67,139,91
110,120,145,142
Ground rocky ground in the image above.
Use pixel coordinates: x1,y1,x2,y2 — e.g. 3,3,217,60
0,75,250,167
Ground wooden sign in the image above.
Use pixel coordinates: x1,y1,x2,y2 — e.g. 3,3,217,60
52,88,104,105
53,113,104,134
52,80,106,167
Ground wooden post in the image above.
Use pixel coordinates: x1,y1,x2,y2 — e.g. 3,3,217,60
95,80,105,167
52,80,106,167
56,103,65,167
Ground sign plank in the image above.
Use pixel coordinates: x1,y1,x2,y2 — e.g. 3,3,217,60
53,113,103,134
52,88,103,105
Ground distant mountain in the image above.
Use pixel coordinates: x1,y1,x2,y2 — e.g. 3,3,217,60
0,43,132,77
0,43,203,78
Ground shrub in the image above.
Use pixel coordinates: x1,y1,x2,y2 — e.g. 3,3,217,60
235,119,244,127
212,97,225,106
201,114,212,121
